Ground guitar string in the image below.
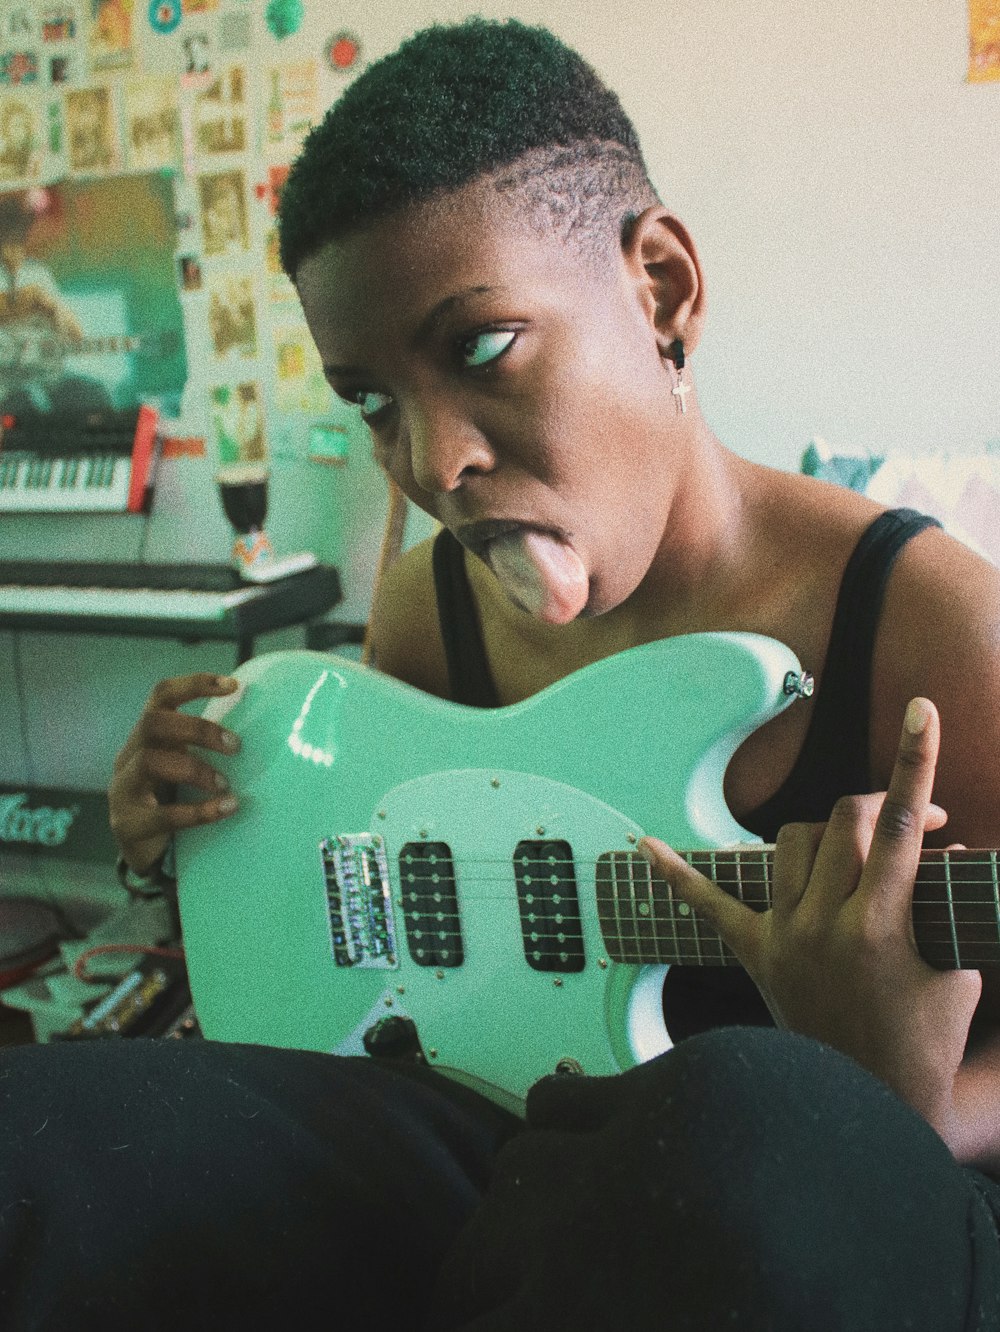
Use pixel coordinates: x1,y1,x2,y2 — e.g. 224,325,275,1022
396,852,1000,870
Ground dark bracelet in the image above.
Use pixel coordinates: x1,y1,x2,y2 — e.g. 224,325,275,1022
115,842,177,899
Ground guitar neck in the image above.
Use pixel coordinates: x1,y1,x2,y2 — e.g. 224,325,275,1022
596,848,1000,971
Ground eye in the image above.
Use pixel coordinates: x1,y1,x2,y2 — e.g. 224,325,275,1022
460,329,517,369
346,389,393,422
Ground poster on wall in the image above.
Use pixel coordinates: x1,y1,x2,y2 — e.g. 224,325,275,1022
0,174,186,417
969,0,1000,81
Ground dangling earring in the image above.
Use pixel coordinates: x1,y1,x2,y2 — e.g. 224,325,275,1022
668,339,691,415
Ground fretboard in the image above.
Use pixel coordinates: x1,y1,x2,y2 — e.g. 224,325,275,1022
595,848,1000,971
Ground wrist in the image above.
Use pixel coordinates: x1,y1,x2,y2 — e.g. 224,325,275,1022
116,842,176,898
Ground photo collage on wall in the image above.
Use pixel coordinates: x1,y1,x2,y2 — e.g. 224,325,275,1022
0,0,366,468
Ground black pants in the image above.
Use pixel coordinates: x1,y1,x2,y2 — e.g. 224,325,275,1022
1,1028,998,1330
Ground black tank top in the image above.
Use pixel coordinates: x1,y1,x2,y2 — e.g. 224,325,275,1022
431,507,940,1037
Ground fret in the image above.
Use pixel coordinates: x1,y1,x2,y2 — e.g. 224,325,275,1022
619,853,636,959
658,863,683,966
676,853,704,964
945,852,959,969
639,854,666,964
709,853,725,963
609,853,633,962
632,851,660,963
687,852,709,966
699,850,740,965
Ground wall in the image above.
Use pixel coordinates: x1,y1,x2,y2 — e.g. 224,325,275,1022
0,0,997,803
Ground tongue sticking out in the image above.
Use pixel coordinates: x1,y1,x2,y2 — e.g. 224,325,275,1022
487,530,589,625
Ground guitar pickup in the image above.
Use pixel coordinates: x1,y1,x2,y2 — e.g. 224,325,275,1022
321,833,398,970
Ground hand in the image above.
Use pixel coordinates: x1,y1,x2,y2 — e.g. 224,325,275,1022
639,697,983,1143
109,673,243,875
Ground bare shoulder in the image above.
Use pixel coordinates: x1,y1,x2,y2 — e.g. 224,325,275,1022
872,523,1000,843
367,534,451,698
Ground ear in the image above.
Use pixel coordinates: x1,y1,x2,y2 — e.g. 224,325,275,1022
621,207,706,357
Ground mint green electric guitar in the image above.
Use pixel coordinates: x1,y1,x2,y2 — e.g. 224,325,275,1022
176,633,1000,1114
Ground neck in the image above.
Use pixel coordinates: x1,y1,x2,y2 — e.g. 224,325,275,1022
596,846,1000,971
630,432,755,632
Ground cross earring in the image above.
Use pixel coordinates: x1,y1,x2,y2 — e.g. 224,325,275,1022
669,339,691,415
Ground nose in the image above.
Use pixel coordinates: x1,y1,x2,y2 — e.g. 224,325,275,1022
404,396,495,494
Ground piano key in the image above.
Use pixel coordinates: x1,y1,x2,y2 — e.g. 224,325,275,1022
0,583,261,622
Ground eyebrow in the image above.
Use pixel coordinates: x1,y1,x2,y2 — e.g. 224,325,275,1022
322,284,501,378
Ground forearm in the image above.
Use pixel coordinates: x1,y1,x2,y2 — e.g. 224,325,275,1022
946,1037,1000,1172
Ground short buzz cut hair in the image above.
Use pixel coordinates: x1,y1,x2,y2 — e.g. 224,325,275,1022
277,17,659,280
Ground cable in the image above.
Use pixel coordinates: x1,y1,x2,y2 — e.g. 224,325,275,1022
73,942,184,983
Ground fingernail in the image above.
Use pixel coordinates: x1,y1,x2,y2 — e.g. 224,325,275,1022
222,731,241,753
218,796,238,815
216,676,239,690
636,836,665,863
214,772,230,792
905,698,931,735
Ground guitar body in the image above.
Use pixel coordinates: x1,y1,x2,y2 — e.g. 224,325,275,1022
176,632,802,1112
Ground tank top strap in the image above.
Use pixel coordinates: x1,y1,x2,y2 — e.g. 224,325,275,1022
742,506,942,840
431,527,502,707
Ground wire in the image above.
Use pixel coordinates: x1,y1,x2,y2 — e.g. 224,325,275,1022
73,942,184,983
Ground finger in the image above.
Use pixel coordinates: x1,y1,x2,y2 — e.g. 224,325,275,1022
113,789,239,847
115,676,241,768
139,708,242,757
157,793,239,832
770,822,825,914
637,838,763,960
801,792,881,910
147,673,241,713
137,745,234,796
859,696,940,921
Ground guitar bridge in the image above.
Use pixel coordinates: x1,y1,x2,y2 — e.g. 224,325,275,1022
321,833,398,970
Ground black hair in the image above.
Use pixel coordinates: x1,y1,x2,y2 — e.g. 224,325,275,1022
278,17,658,278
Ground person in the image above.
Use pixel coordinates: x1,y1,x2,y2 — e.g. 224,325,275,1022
0,189,112,415
3,18,1000,1329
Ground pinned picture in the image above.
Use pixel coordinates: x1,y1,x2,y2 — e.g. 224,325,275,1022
969,0,1000,80
272,321,331,413
207,271,257,359
0,52,40,86
210,379,267,464
197,167,248,255
179,253,201,291
88,0,134,71
5,9,38,44
123,75,179,171
65,84,121,173
41,8,78,42
264,222,294,302
194,64,246,156
264,59,317,157
0,91,41,184
48,54,75,84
